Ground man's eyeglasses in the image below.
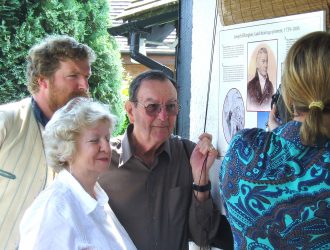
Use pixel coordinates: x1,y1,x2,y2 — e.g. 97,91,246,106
133,102,180,116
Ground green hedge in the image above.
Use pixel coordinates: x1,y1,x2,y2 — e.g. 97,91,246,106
0,0,127,135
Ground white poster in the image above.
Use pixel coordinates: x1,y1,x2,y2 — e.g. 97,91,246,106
217,11,325,156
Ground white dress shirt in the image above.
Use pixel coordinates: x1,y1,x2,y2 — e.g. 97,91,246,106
258,71,267,93
19,170,136,250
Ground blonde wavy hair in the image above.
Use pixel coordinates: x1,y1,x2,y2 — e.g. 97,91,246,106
282,31,330,145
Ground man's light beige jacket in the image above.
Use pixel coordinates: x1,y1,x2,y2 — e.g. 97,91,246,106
0,98,53,250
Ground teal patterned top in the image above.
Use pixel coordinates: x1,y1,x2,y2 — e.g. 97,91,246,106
219,121,330,250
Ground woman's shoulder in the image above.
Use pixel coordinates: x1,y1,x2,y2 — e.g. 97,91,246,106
26,177,79,219
230,127,270,148
25,179,72,211
20,182,66,228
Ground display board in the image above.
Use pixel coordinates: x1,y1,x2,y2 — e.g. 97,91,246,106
217,10,325,156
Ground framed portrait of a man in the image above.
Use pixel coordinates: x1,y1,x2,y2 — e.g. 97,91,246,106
246,41,278,111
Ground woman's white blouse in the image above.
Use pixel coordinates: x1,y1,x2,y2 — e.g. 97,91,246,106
19,170,136,250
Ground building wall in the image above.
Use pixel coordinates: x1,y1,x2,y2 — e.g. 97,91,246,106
109,0,176,79
121,53,175,78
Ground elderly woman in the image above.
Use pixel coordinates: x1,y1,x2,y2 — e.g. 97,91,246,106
19,97,136,250
220,31,330,249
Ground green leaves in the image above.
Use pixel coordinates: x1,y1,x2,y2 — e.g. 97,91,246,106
0,0,126,135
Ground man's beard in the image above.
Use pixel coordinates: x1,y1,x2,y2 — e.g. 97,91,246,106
48,87,90,113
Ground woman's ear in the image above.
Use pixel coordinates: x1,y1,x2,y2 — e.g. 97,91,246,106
125,101,134,123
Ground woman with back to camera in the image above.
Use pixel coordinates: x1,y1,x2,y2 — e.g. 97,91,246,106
19,97,136,250
219,31,330,249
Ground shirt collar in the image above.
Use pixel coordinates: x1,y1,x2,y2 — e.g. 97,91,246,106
118,124,172,167
257,71,267,83
118,125,134,167
31,97,49,127
57,170,109,215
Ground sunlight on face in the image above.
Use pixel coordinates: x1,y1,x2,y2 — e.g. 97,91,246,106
131,79,178,148
48,59,91,113
70,121,111,181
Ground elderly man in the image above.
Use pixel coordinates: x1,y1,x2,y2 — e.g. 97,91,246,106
247,47,274,110
99,70,221,250
0,35,95,249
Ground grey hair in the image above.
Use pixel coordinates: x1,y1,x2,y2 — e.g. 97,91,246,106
43,97,116,172
128,69,177,102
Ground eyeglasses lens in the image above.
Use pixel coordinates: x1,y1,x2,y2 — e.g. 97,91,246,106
145,103,178,116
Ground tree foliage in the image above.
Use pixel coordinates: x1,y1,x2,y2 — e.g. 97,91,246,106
0,0,126,135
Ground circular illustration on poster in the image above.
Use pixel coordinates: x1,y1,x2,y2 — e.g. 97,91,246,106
222,88,245,144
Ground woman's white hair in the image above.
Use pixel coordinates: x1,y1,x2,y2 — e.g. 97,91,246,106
43,97,116,173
